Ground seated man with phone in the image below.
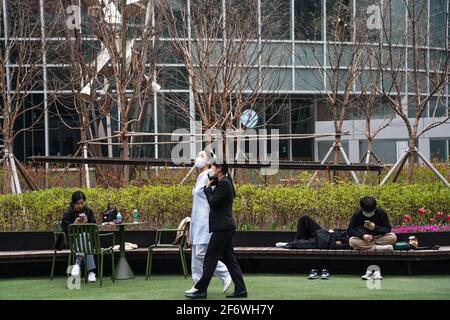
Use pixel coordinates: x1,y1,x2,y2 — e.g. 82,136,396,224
347,196,397,253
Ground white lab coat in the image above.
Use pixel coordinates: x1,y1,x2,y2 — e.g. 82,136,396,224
189,170,230,284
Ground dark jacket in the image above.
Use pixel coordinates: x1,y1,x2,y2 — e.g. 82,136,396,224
204,176,237,232
56,205,96,250
284,229,350,249
61,205,96,234
347,208,392,238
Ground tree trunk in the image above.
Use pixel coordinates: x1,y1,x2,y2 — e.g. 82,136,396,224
79,128,88,188
406,137,416,184
120,108,130,187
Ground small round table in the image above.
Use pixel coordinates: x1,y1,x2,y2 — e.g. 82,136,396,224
111,222,146,280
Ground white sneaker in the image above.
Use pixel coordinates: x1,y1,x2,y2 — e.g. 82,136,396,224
71,264,80,277
185,286,199,294
275,242,288,248
375,245,394,251
361,270,373,280
88,272,96,283
373,271,383,280
223,277,232,293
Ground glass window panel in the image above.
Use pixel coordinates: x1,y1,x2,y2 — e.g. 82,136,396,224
429,96,447,118
295,44,323,67
430,0,448,47
430,140,447,162
261,0,291,39
228,0,258,39
295,69,323,91
263,68,292,90
157,93,190,159
157,67,189,90
7,0,41,38
265,100,289,160
407,0,428,47
261,43,292,66
291,99,314,160
359,139,397,164
381,0,407,45
326,0,352,42
295,0,322,40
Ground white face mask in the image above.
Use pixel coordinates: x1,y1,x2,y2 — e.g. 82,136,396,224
207,168,217,179
195,157,207,169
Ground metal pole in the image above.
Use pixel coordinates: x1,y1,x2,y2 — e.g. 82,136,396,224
308,143,335,186
339,144,359,184
380,149,409,186
83,145,91,188
9,152,22,194
416,148,450,187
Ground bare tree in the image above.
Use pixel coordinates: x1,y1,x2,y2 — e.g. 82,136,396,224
375,0,449,184
160,0,290,160
295,0,369,183
48,0,162,186
0,0,57,192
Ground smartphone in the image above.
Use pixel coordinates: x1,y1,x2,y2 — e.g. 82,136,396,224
79,213,87,223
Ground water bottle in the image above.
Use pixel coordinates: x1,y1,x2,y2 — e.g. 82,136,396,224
116,212,122,224
132,209,139,223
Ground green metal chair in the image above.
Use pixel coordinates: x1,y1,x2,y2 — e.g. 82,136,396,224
50,221,70,280
68,223,116,287
145,229,189,280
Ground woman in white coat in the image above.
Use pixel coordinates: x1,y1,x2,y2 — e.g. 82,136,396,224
185,151,232,294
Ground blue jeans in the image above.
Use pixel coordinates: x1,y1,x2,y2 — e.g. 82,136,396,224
75,233,96,272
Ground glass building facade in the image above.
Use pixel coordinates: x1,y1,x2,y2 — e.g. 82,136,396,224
1,0,449,163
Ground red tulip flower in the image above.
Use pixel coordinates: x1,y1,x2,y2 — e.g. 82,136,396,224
429,218,435,223
447,215,450,221
418,207,426,215
403,214,412,222
437,212,444,218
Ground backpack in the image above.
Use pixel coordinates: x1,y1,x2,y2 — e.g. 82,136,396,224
102,205,118,223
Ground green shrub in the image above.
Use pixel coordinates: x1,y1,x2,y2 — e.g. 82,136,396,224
0,183,449,231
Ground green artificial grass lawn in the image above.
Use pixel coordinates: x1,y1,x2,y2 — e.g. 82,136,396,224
1,274,450,300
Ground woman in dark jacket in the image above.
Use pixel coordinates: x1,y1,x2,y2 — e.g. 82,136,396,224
61,191,97,282
185,161,247,299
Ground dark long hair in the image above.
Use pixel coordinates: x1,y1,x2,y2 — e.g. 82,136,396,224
71,191,86,205
212,161,236,197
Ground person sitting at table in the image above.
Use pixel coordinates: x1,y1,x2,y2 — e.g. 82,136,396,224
61,191,97,282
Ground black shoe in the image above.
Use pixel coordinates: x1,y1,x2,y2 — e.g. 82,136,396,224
226,291,248,298
321,269,330,280
308,269,319,280
185,290,207,299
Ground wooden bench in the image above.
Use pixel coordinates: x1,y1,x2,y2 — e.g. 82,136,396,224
2,246,449,276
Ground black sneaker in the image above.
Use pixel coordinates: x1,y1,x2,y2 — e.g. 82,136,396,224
308,269,319,280
321,269,330,280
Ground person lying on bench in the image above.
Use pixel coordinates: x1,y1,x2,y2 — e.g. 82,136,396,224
276,215,349,280
347,196,397,252
61,191,97,283
277,215,350,250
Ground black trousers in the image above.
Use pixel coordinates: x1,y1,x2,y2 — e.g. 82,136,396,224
295,215,322,240
194,229,246,293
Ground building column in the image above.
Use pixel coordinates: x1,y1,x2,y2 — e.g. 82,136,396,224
418,137,430,163
348,139,360,163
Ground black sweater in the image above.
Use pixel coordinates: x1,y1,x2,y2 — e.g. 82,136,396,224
204,176,237,232
61,205,96,235
347,208,392,238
